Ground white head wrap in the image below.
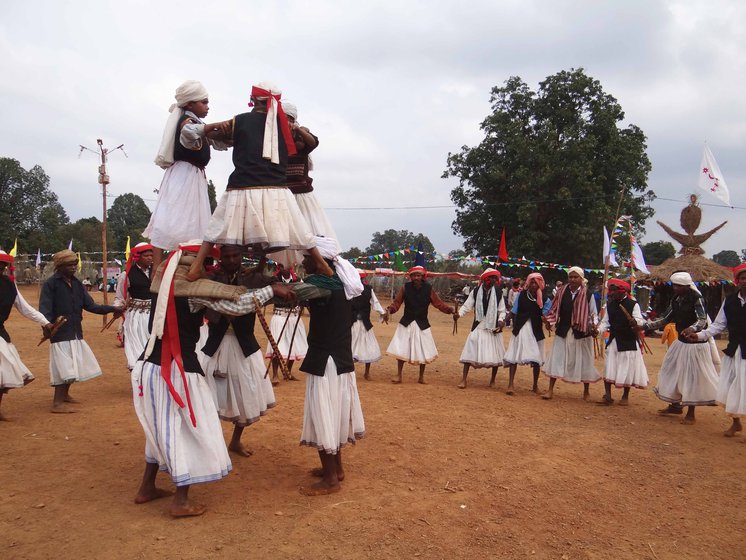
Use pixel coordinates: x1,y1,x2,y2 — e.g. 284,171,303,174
252,81,287,165
567,266,585,279
154,80,209,169
312,236,364,300
283,102,298,121
670,271,701,296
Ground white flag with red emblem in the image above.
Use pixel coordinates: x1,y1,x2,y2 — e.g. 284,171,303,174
698,144,731,206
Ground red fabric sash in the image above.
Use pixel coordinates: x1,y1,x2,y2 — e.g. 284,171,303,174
250,86,297,157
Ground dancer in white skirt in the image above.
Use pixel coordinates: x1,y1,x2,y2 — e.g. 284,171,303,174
0,251,50,419
386,266,455,384
644,272,717,424
199,245,276,456
265,266,306,384
687,263,746,437
133,241,295,517
597,279,648,406
350,271,388,380
504,272,550,395
542,267,600,400
114,243,153,370
186,82,334,281
40,250,123,413
145,80,228,269
295,238,364,496
455,268,506,389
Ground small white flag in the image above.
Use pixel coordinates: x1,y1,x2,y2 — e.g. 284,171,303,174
630,239,650,274
68,239,73,250
698,144,731,206
35,248,41,268
603,227,618,267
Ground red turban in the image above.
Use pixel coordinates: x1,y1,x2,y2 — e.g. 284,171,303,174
733,263,746,281
607,278,631,292
407,266,426,276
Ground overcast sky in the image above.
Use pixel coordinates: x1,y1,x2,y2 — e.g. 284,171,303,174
1,0,744,263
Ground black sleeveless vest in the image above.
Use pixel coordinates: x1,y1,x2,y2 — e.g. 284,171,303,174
173,115,210,169
351,284,373,330
144,296,205,374
723,294,746,358
400,282,432,330
127,265,152,300
0,276,18,343
606,297,638,352
671,294,706,344
301,288,354,376
555,288,592,339
512,291,545,342
227,111,287,188
470,286,497,331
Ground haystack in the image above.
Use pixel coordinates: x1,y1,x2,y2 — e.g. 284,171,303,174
647,254,733,283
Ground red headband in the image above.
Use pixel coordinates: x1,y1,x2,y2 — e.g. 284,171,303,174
408,266,426,276
480,270,500,281
0,251,13,263
249,86,297,157
608,278,631,292
733,263,746,281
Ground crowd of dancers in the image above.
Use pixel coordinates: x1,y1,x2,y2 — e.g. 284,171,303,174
1,78,745,518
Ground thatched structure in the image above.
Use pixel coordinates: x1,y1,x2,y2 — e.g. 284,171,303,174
646,253,733,283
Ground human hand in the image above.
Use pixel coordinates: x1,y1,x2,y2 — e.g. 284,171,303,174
272,283,296,301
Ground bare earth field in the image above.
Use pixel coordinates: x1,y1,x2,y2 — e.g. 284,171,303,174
1,285,745,560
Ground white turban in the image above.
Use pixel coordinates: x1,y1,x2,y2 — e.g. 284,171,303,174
670,271,701,296
283,102,298,120
312,236,363,300
154,80,209,169
567,266,585,279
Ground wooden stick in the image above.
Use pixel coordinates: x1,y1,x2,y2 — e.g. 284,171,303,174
100,314,118,333
253,297,290,380
38,316,67,346
263,305,294,380
284,305,304,375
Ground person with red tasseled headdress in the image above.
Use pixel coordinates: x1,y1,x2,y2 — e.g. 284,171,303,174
114,242,154,370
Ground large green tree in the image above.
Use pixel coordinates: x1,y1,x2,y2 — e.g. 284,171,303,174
107,193,152,251
0,158,70,252
712,250,741,267
365,229,434,255
444,69,654,267
641,240,676,266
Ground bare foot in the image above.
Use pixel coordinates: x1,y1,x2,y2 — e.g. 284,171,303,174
170,502,207,517
299,481,341,496
271,379,280,386
582,393,590,401
288,375,299,381
229,442,253,457
680,417,695,425
658,405,683,415
23,377,35,386
617,399,629,407
391,378,402,384
134,488,174,504
597,398,614,406
506,389,515,396
541,393,553,400
457,381,466,389
51,403,77,414
364,373,370,381
0,413,9,422
418,378,427,385
724,425,743,437
63,396,80,404
310,467,345,482
532,387,542,395
488,382,495,388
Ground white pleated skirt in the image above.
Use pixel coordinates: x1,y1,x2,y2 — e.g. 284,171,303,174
351,320,382,363
132,361,232,486
275,191,341,268
204,187,315,251
143,161,211,250
0,338,34,390
49,339,102,386
264,311,308,360
717,352,746,417
602,339,649,388
504,326,544,366
123,307,151,370
459,326,505,367
200,334,276,426
300,358,365,455
543,332,600,383
386,323,439,364
654,340,719,405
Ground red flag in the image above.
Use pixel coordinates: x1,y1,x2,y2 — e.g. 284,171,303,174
498,228,508,261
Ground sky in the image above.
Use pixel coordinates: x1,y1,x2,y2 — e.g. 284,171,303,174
1,0,745,264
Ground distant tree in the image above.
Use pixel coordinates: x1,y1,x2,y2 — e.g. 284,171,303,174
59,217,112,253
365,229,435,255
207,180,218,212
712,250,741,267
641,241,675,266
0,158,70,252
444,68,654,267
107,193,152,251
341,246,363,260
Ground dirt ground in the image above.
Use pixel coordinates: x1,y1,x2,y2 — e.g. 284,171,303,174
1,285,745,560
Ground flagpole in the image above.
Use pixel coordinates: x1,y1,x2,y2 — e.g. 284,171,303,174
600,187,627,315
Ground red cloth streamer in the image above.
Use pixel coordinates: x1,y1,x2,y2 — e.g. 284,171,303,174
250,86,297,157
498,227,509,261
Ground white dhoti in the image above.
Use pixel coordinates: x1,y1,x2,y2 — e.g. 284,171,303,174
122,301,151,370
717,352,746,417
504,326,544,366
0,337,34,390
300,358,365,454
143,161,211,250
351,320,382,363
132,361,232,486
543,332,600,383
200,333,276,426
276,192,341,268
602,340,649,388
654,340,719,405
386,323,439,364
49,339,102,386
265,308,308,360
459,327,505,368
204,187,315,251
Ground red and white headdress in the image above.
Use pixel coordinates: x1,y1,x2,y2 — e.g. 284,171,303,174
250,82,297,164
407,266,426,277
480,268,500,282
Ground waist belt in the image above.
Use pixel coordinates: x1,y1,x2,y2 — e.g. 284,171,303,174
273,307,298,316
127,298,151,312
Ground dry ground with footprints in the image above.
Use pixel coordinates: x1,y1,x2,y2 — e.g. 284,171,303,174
1,285,745,560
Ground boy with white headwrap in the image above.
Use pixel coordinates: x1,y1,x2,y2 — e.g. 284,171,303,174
455,268,506,389
643,272,718,424
144,80,228,268
542,266,600,400
185,82,334,281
